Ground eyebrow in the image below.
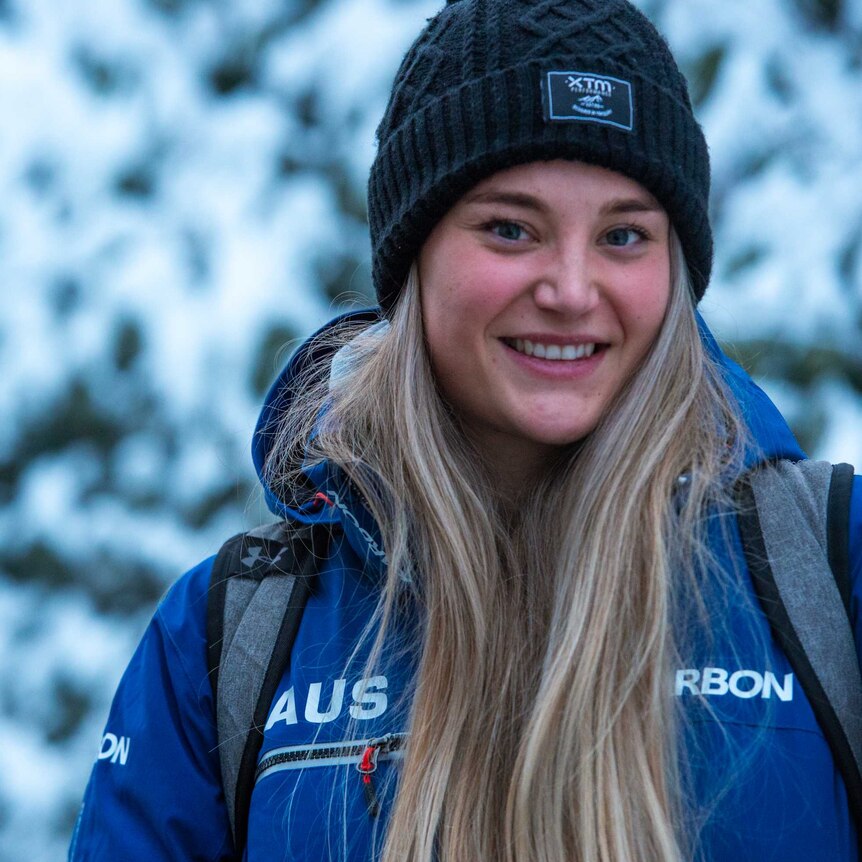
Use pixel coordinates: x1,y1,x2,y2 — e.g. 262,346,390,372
599,197,664,216
461,190,549,212
461,189,664,216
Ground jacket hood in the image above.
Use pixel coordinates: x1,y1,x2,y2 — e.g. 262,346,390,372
695,313,805,466
253,307,388,573
252,307,804,549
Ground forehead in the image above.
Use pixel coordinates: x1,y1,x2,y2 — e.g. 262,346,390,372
460,159,663,211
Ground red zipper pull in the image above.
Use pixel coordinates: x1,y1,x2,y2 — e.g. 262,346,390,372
357,741,382,817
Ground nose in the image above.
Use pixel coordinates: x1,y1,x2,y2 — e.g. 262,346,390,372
531,245,600,316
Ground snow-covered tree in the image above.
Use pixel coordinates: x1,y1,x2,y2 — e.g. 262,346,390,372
0,1,859,857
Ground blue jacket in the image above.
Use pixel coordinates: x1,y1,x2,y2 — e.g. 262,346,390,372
70,310,862,862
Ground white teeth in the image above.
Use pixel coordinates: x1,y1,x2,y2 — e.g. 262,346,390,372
508,339,598,361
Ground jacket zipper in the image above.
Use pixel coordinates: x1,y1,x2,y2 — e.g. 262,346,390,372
255,733,407,817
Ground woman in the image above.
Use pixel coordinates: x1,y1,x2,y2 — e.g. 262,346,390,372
69,0,862,860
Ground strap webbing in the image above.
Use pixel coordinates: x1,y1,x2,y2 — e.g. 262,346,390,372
828,463,855,614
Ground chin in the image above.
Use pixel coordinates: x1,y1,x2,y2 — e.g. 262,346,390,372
532,418,598,445
522,425,594,450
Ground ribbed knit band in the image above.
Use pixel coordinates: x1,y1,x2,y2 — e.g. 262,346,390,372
368,0,712,311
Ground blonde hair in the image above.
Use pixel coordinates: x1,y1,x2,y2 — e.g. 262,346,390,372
265,229,749,862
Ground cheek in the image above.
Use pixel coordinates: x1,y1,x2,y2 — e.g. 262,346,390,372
421,266,494,355
628,264,671,341
419,239,470,337
420,280,491,419
637,293,669,335
423,319,476,423
421,278,460,363
421,285,473,408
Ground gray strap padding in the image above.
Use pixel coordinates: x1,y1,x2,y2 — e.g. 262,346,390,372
748,460,862,769
246,521,294,542
216,533,300,836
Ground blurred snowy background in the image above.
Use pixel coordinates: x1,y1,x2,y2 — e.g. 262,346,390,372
0,0,860,858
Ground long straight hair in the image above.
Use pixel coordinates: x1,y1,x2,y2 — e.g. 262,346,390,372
265,229,749,861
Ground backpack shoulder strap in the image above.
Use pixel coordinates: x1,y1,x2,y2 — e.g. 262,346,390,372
206,520,329,858
736,459,862,827
827,462,855,613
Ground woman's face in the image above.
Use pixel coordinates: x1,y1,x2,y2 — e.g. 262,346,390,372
419,159,671,474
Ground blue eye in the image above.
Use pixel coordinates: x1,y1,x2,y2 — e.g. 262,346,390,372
605,227,644,247
490,221,526,241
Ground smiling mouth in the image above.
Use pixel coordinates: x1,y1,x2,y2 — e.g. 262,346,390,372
501,338,605,361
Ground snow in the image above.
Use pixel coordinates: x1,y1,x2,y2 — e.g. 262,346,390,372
1,0,860,858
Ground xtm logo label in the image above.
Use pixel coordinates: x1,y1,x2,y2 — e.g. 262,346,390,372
566,75,613,97
545,70,634,131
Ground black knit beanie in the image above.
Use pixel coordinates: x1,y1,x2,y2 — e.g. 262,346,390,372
368,0,711,312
